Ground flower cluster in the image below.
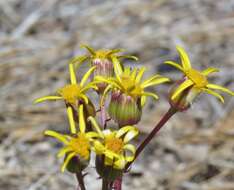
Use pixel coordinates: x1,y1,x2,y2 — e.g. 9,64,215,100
34,45,234,190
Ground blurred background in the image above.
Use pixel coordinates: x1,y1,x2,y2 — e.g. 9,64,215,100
0,0,234,190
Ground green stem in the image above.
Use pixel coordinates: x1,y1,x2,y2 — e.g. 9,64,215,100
75,172,86,190
125,107,177,171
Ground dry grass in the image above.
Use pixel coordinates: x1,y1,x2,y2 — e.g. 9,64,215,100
0,0,234,189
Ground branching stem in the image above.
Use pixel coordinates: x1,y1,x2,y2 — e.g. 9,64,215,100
125,107,177,171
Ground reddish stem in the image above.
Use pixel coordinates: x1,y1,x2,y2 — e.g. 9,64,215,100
100,96,107,129
112,177,122,190
76,172,86,190
125,107,177,171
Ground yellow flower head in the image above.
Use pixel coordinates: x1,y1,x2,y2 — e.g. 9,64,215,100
96,58,170,106
34,62,97,105
70,44,138,68
44,105,99,172
69,44,138,93
165,46,234,103
88,117,139,170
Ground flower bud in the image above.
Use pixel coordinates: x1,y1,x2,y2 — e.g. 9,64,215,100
108,91,142,127
169,78,200,111
92,57,114,93
95,155,123,182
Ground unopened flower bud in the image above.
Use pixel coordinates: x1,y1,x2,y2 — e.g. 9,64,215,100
169,78,200,111
91,53,114,93
108,91,142,127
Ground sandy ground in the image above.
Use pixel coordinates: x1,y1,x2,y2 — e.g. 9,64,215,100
0,0,234,189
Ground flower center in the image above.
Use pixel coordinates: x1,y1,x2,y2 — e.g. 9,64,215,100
58,84,81,104
186,69,208,88
121,75,136,91
94,50,110,59
105,136,124,154
69,133,90,160
120,75,143,98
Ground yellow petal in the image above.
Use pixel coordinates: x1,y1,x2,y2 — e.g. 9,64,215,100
206,84,234,96
69,62,77,84
80,44,95,55
202,88,224,103
61,152,76,172
78,105,86,133
100,84,112,106
108,49,125,55
105,149,119,159
141,77,170,88
67,106,76,134
93,140,105,154
85,132,100,139
102,129,113,136
140,96,147,107
87,117,104,138
81,83,98,92
136,67,146,83
104,154,115,166
164,61,184,72
172,79,193,100
44,130,69,145
202,67,219,76
80,66,96,87
142,92,159,101
130,68,137,80
70,55,89,67
112,56,123,76
123,128,139,143
124,67,131,75
117,55,138,61
123,144,136,162
33,96,62,104
176,46,191,70
116,126,136,138
79,94,89,104
57,147,72,158
141,75,160,87
113,156,126,169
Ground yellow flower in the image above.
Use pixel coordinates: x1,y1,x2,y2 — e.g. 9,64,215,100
165,46,234,103
45,105,99,172
70,44,138,69
34,63,97,133
88,116,139,170
70,44,138,93
96,58,170,106
34,63,97,105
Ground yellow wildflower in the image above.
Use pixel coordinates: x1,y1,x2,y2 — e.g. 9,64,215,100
34,63,97,105
165,46,234,104
96,58,170,107
34,63,97,133
70,44,138,93
45,105,99,172
88,116,138,170
71,44,138,69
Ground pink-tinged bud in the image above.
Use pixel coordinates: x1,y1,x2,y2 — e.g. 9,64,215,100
95,155,123,182
108,91,142,127
92,58,114,93
169,78,200,111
